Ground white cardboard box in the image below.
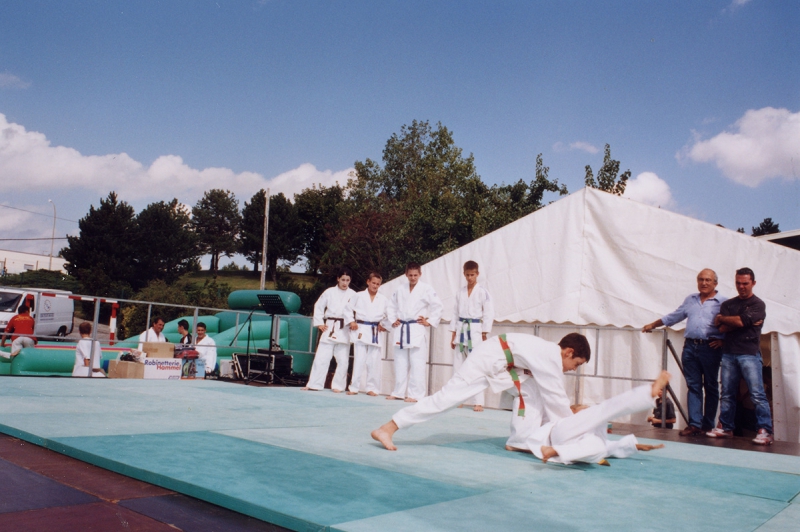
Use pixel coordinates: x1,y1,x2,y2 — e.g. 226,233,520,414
143,358,182,380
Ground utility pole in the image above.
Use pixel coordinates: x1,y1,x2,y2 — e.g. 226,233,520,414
48,199,56,270
259,189,270,290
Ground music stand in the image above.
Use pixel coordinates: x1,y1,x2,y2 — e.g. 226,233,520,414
235,294,290,385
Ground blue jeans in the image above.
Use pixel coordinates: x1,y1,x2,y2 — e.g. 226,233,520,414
719,353,773,433
681,341,721,430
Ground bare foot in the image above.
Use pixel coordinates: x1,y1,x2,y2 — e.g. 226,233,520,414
597,459,611,466
652,371,671,398
636,443,665,452
346,391,358,395
371,421,399,451
300,387,310,391
540,445,558,463
458,404,464,408
505,445,532,454
404,398,417,403
332,389,342,393
366,391,377,396
386,396,401,400
473,405,484,412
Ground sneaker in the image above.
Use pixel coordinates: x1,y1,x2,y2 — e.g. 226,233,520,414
679,426,704,437
752,429,774,445
706,427,734,438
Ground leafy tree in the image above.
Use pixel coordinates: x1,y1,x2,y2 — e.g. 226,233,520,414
294,184,344,274
192,189,242,276
240,190,303,282
61,192,137,298
475,154,567,236
584,144,630,195
751,218,780,236
132,199,200,287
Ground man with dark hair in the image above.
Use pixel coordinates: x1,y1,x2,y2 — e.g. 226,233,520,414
642,268,726,436
177,320,192,345
138,316,167,351
708,267,773,445
387,262,443,402
371,332,590,451
1,304,37,358
194,322,217,378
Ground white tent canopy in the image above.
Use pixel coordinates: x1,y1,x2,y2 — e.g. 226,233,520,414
380,187,800,442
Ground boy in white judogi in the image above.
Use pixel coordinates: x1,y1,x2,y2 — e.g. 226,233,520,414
387,262,443,402
303,269,356,392
371,333,591,451
450,260,494,412
521,371,670,465
345,272,390,396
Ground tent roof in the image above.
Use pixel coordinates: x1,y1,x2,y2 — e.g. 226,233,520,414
380,187,800,335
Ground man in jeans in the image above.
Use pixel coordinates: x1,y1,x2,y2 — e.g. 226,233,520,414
707,267,773,445
642,269,726,436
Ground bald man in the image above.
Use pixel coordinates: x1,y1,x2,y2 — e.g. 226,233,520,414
642,269,727,436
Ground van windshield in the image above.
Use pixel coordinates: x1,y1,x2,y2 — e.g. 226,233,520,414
0,292,22,312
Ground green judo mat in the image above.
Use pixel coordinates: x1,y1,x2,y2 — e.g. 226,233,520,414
1,378,799,531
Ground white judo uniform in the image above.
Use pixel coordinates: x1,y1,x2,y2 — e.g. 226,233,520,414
449,283,494,407
345,290,390,394
524,384,656,464
388,280,443,400
392,334,573,450
195,335,217,377
71,338,106,378
306,286,357,391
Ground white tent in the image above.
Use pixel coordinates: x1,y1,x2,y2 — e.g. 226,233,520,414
379,187,800,442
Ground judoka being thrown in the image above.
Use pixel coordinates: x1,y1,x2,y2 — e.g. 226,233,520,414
371,332,590,451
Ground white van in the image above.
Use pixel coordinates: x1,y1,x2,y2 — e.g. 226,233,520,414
0,287,75,339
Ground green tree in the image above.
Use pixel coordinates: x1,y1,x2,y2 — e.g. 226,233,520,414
61,192,137,298
584,144,630,195
294,184,344,274
192,189,241,276
240,190,303,281
133,199,200,287
751,218,780,236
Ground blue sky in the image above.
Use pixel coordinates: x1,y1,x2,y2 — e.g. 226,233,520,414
1,0,798,265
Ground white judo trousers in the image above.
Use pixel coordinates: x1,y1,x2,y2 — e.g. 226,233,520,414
528,384,655,464
306,342,350,391
450,283,495,408
388,280,443,400
452,331,485,407
393,334,573,450
349,343,382,394
306,286,356,391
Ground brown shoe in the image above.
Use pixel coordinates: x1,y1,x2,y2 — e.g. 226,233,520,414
679,426,704,437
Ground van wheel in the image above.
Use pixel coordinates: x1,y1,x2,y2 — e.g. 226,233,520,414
56,326,68,341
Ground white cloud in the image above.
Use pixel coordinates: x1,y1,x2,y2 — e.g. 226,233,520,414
0,72,31,89
680,107,800,187
0,113,353,204
552,141,599,154
623,172,674,208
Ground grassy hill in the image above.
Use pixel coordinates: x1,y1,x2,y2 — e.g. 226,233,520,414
180,270,318,291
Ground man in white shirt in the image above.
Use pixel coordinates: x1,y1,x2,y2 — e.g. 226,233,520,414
345,272,390,396
449,260,494,411
137,316,167,351
303,268,357,392
194,322,217,378
387,263,443,402
371,332,590,451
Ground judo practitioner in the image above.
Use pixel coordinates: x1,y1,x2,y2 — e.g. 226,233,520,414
449,260,494,411
371,332,590,451
345,272,390,396
387,263,443,402
303,268,357,392
519,371,671,465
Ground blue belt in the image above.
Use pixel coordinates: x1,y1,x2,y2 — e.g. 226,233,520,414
458,318,481,355
357,320,381,344
398,320,417,348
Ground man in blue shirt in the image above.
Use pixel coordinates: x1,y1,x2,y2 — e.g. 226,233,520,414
642,269,726,436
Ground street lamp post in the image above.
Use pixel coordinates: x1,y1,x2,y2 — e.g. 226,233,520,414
48,199,56,270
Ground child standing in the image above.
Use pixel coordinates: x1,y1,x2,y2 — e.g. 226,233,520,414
72,322,106,377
